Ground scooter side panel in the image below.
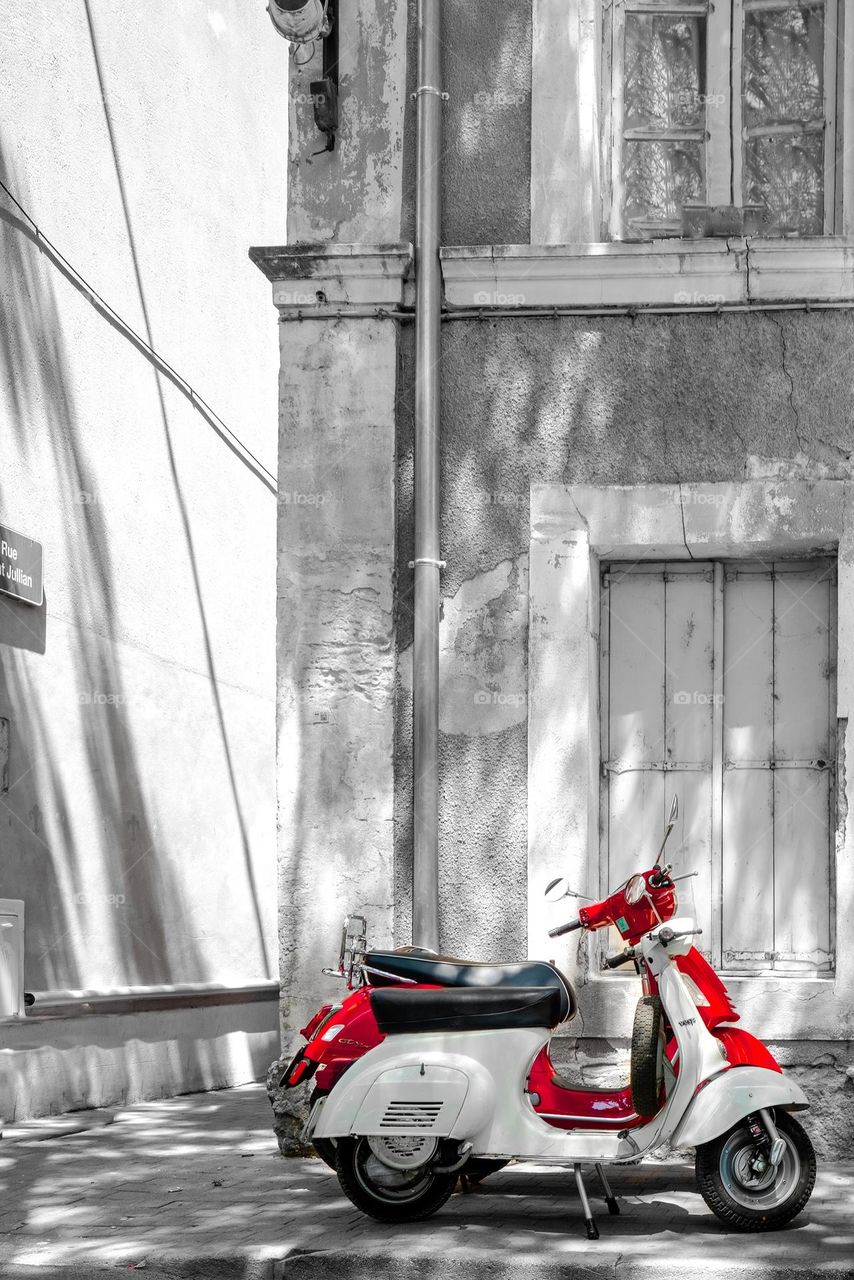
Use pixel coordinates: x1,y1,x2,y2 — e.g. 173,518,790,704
351,1064,469,1134
313,1026,643,1161
673,1064,809,1148
312,1030,501,1141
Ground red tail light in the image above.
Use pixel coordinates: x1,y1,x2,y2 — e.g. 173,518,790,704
287,1057,313,1086
299,1003,335,1041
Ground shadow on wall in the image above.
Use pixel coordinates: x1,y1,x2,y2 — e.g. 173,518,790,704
0,116,269,1000
0,140,196,992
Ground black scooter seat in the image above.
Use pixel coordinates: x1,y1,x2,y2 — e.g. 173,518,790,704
371,985,565,1034
365,948,576,1023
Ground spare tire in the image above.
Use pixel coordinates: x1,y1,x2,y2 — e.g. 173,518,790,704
630,995,666,1117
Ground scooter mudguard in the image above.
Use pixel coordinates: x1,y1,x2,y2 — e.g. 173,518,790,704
715,1026,781,1073
673,1064,808,1149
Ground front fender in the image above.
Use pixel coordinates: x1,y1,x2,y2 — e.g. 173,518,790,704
674,1065,809,1149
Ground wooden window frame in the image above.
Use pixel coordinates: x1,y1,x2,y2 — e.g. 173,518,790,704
527,480,852,1043
598,557,837,976
604,0,841,240
530,0,854,248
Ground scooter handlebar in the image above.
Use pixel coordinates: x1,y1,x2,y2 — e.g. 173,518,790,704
548,918,583,938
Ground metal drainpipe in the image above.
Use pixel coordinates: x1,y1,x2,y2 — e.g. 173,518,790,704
411,0,443,951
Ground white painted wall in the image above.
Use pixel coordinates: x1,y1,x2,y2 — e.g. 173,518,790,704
0,0,286,1110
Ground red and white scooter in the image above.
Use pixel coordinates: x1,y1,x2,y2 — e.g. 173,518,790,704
292,800,816,1234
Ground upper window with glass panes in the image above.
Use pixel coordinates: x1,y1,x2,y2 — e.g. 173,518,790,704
606,1,840,240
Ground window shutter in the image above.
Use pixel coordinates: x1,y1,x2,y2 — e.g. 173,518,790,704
601,558,835,974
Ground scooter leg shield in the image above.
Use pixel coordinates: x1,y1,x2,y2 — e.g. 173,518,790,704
674,1065,809,1150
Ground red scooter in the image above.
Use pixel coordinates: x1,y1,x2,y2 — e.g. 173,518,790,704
281,823,790,1194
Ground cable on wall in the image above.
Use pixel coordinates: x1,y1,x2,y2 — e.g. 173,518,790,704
0,177,278,496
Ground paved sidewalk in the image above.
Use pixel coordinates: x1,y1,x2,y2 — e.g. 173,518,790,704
1,1084,852,1280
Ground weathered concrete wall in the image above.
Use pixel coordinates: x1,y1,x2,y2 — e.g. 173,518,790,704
393,310,854,1147
395,310,854,955
0,1,283,1114
286,0,532,248
440,0,532,245
276,311,398,1048
287,0,408,244
279,0,854,1154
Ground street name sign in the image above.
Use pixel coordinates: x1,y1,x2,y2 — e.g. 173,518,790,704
0,523,44,606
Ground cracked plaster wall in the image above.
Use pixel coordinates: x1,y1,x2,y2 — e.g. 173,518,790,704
393,312,854,1148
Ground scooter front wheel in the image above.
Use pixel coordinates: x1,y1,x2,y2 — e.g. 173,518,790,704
335,1136,457,1222
695,1110,816,1231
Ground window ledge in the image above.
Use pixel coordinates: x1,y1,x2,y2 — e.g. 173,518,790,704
441,239,854,310
582,971,841,1042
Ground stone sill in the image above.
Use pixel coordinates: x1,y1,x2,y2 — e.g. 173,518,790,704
581,965,841,1043
441,238,854,309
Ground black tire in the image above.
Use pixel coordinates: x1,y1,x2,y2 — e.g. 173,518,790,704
464,1157,510,1184
313,1136,337,1168
695,1110,816,1231
335,1136,457,1222
630,995,665,1116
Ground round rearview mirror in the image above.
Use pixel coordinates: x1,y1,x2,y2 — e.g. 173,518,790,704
544,876,570,902
625,874,647,905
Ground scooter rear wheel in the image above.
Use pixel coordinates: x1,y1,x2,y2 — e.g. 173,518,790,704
335,1136,457,1222
695,1110,816,1231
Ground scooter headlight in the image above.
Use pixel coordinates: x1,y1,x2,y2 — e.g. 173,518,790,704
625,874,647,905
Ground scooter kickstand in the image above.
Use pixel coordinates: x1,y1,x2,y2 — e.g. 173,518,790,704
573,1163,600,1240
595,1162,620,1216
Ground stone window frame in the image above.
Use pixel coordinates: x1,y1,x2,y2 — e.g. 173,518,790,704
527,480,853,1041
530,0,854,300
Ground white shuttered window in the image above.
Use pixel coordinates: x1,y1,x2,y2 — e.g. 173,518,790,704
600,559,837,975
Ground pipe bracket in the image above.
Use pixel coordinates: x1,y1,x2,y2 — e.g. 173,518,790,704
409,558,447,570
411,85,449,101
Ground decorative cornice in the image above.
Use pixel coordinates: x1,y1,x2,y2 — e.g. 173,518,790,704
249,243,414,310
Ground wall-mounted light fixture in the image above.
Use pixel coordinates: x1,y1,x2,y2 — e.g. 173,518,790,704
267,0,339,155
267,0,331,44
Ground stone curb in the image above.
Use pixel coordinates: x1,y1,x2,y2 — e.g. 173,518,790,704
2,1251,852,1280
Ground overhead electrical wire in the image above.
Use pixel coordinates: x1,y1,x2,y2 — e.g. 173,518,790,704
0,176,278,495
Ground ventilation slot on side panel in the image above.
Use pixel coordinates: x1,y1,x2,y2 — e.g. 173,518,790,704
380,1101,444,1129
